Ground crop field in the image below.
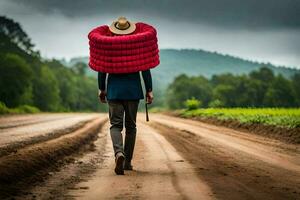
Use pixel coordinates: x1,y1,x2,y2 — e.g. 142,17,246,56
180,108,300,129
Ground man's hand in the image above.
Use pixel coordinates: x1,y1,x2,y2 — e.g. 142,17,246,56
98,90,107,103
146,91,154,104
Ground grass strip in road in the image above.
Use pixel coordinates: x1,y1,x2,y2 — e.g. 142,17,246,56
0,117,107,198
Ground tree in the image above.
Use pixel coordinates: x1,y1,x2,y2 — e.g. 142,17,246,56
0,16,36,55
73,76,104,111
166,74,190,109
249,67,275,106
211,73,237,86
167,74,212,109
264,75,296,107
45,59,78,110
212,84,236,107
72,62,87,75
231,75,252,107
0,54,33,107
249,67,274,83
291,73,300,106
32,65,60,111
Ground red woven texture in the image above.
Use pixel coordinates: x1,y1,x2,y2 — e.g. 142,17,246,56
88,22,159,73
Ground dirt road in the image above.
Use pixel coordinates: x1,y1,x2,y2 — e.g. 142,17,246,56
1,113,300,199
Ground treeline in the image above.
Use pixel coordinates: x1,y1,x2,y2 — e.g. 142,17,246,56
167,67,300,109
0,16,105,112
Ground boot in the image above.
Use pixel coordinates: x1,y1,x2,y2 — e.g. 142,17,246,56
124,160,133,170
115,152,125,175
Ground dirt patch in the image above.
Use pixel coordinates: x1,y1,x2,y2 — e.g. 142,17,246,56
149,122,300,200
0,118,107,198
168,112,300,144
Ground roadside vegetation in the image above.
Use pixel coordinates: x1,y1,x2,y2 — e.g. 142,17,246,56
176,106,300,143
180,107,300,129
0,101,40,114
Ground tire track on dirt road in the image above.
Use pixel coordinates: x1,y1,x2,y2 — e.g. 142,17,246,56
0,113,79,129
0,114,102,157
21,120,110,200
149,114,300,200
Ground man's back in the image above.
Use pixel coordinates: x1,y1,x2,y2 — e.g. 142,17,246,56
98,69,152,101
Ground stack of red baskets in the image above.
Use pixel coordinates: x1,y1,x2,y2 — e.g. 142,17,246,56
88,22,160,74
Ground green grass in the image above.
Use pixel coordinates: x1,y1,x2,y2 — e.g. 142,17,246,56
0,102,40,114
180,108,300,129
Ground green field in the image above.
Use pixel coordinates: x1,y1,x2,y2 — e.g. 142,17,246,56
180,108,300,129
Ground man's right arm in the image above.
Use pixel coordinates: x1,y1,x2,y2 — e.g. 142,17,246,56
141,70,153,104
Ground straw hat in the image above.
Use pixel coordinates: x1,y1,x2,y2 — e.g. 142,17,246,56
109,16,136,35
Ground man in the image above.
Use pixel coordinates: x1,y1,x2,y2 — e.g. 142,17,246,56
98,70,153,175
98,17,154,175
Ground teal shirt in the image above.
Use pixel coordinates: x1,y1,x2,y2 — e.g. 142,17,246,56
98,70,152,100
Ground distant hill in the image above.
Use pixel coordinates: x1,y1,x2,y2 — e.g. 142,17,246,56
66,49,300,89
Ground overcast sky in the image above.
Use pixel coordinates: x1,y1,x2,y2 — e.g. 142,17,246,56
1,0,300,68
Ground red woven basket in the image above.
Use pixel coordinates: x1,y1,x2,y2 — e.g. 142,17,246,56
88,22,160,73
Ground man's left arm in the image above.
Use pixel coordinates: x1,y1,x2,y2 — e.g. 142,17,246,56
98,72,107,103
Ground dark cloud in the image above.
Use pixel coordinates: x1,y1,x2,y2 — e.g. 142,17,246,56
10,0,300,29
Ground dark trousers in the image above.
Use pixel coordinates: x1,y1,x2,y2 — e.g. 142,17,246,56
108,100,139,162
